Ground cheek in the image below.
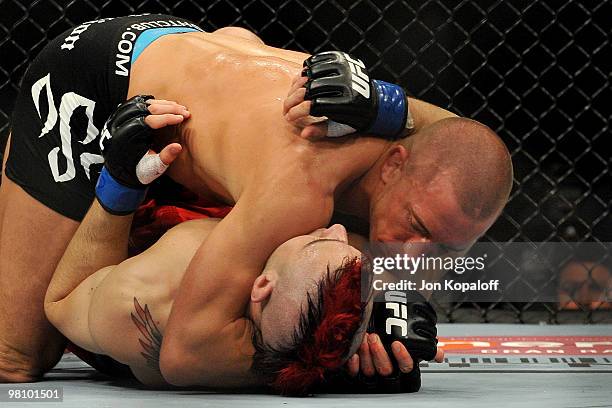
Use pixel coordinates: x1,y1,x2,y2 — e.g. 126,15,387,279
386,202,406,228
372,210,407,240
377,194,398,219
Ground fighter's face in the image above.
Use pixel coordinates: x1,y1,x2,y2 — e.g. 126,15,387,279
369,172,491,255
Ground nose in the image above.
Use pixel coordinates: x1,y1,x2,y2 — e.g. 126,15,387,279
321,224,348,242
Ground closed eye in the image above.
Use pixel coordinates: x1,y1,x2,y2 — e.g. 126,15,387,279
410,207,431,239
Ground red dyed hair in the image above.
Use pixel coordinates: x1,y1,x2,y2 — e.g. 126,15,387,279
270,257,365,395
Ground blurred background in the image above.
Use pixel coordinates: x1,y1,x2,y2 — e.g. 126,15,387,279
0,0,610,323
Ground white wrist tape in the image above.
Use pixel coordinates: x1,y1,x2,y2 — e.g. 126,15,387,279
136,153,169,185
326,120,357,137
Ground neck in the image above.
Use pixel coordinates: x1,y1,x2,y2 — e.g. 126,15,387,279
335,166,377,222
320,137,392,220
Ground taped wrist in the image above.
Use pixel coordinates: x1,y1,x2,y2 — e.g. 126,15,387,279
95,167,147,215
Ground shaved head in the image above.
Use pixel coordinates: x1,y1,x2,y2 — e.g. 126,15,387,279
401,117,513,221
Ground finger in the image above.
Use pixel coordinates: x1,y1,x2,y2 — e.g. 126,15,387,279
434,347,445,363
367,334,393,376
305,76,342,99
358,334,375,377
145,99,185,107
308,61,340,80
346,354,359,378
136,151,171,185
283,87,307,115
145,113,185,129
147,103,190,118
284,100,312,123
300,123,328,140
158,143,182,165
391,341,414,374
287,75,308,98
111,99,150,126
303,51,338,69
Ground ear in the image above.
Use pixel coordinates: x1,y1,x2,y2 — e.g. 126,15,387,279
251,274,275,303
380,145,409,185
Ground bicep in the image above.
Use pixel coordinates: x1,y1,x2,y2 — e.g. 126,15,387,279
45,266,114,355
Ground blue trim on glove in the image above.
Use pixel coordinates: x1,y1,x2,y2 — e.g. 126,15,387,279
367,80,407,139
95,167,147,215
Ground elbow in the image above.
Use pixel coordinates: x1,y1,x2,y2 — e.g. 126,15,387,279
159,349,184,386
159,339,197,386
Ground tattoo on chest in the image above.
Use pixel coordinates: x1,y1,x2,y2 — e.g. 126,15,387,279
131,297,163,372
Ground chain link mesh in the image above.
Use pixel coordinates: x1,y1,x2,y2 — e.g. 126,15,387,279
1,0,610,323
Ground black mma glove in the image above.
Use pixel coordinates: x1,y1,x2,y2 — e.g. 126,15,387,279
369,290,438,393
319,291,437,394
96,94,166,215
302,51,414,139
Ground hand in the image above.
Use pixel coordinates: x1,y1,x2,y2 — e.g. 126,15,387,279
283,74,329,140
286,51,412,141
325,333,443,394
345,333,444,378
96,96,189,215
355,291,438,393
100,96,189,185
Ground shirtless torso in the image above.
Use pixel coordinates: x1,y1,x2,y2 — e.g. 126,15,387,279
59,218,223,387
52,215,365,388
128,30,390,206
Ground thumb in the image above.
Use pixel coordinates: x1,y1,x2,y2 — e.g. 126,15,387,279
158,143,182,165
300,123,328,140
135,143,181,185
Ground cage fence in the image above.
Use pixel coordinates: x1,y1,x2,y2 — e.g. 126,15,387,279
0,0,610,323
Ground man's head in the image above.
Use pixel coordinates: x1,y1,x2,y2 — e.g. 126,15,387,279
368,117,513,253
249,224,372,395
558,261,611,310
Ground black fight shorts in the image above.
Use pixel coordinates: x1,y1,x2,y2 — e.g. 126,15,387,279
6,14,202,221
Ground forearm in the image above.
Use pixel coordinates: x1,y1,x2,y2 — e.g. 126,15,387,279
408,97,458,134
45,200,132,305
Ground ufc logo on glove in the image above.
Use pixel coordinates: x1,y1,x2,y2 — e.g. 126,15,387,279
343,53,371,99
383,291,409,336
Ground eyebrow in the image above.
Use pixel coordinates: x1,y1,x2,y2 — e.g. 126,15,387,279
302,238,344,249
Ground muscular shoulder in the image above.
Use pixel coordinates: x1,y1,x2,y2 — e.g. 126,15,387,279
211,27,264,45
155,218,219,247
